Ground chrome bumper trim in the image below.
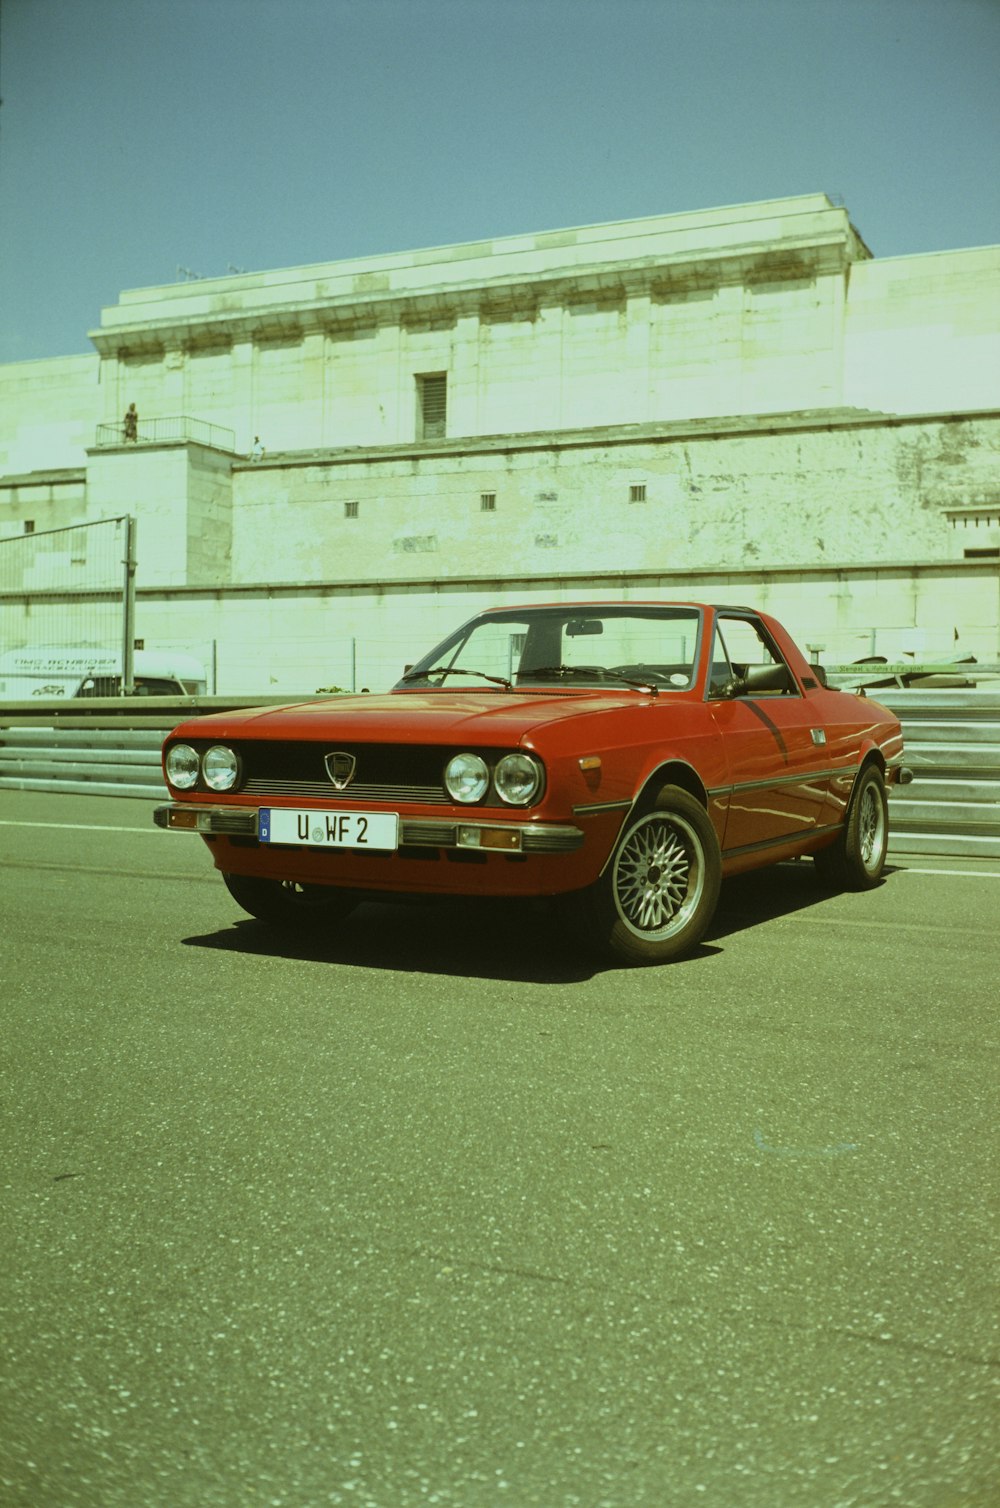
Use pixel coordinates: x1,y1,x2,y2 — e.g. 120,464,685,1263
154,805,583,854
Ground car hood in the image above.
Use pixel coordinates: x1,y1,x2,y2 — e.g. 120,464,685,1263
174,688,668,745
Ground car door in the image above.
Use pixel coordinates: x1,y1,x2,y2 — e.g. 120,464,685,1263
707,614,830,855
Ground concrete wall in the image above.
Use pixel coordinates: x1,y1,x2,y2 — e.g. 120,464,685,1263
1,196,998,693
0,355,100,475
224,412,1000,587
844,247,1000,414
0,471,87,535
3,198,998,465
85,442,233,587
125,562,999,697
74,196,997,453
3,197,997,470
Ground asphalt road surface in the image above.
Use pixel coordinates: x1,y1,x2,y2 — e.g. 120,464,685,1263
1,789,997,1508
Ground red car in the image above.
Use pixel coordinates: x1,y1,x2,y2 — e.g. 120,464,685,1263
154,603,910,965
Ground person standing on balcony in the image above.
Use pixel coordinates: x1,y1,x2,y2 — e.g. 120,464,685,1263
123,403,138,442
249,435,265,462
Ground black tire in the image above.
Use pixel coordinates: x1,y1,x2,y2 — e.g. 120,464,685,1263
814,764,888,891
569,785,722,965
222,871,357,928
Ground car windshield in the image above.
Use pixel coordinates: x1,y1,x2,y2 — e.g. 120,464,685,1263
397,606,703,691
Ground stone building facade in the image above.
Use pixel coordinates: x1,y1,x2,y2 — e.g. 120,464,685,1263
1,194,998,691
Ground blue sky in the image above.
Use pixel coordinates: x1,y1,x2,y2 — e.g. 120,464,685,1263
1,0,998,363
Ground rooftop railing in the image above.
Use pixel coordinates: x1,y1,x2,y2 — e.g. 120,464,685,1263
95,416,237,452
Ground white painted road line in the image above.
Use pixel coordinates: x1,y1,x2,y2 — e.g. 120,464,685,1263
0,820,164,835
1,820,999,877
898,866,1000,879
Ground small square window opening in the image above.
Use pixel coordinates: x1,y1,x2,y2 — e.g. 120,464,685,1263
480,492,497,512
345,500,359,519
629,484,647,503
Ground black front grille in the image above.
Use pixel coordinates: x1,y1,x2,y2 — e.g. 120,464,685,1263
243,778,447,804
235,741,527,807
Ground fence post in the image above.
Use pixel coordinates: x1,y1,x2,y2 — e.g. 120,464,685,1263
121,515,137,694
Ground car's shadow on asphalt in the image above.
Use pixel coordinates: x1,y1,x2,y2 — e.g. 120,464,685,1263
706,861,894,944
181,860,878,983
185,895,596,984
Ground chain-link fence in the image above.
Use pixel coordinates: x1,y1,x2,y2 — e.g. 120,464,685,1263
0,517,137,696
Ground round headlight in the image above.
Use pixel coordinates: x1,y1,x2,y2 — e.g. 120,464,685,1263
444,752,490,804
203,744,239,792
165,742,199,790
494,752,543,806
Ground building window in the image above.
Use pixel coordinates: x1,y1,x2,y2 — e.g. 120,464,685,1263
24,520,35,534
345,500,359,519
480,492,496,512
417,373,447,440
629,484,647,503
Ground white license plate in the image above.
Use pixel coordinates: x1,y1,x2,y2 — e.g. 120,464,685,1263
259,807,399,850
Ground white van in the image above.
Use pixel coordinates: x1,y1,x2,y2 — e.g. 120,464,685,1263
0,647,208,699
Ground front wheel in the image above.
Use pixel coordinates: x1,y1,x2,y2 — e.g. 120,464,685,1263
568,786,722,965
222,871,357,929
814,764,888,890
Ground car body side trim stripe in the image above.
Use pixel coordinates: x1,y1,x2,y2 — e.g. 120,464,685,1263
572,799,633,817
722,822,844,861
709,765,857,799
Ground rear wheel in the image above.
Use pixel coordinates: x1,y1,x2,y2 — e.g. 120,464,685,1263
814,764,888,890
222,872,357,928
569,786,721,965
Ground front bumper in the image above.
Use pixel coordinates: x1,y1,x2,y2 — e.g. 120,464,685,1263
153,803,584,855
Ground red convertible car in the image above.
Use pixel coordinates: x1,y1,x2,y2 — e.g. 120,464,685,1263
154,603,910,965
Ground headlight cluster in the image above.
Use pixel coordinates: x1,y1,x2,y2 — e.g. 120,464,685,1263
165,743,240,792
443,751,543,807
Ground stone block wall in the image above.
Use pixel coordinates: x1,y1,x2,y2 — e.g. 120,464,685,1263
844,248,999,414
85,442,233,588
0,355,100,475
2,197,997,692
226,413,1000,589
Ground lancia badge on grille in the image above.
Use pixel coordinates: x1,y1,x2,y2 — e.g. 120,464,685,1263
325,752,357,789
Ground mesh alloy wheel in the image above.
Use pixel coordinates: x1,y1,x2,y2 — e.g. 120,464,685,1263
569,785,722,966
612,810,706,939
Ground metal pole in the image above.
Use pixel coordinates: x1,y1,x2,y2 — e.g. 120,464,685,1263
121,515,137,694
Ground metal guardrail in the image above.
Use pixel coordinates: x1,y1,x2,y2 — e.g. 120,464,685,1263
94,416,237,452
0,693,307,725
1,689,998,859
0,694,318,800
869,687,1000,858
0,725,171,799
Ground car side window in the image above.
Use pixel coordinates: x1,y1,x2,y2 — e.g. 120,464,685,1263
709,619,797,698
708,627,735,697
